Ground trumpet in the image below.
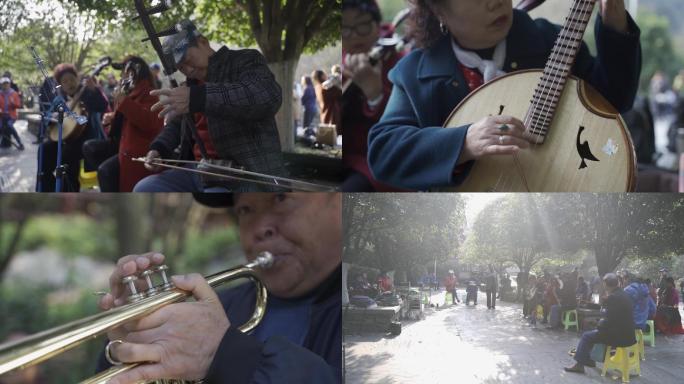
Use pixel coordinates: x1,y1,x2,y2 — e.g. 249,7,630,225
0,252,275,384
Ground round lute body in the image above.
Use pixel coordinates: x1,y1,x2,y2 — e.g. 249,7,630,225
437,0,636,192
440,70,635,192
48,98,87,142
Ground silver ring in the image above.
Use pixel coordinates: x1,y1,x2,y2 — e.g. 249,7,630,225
105,339,124,366
499,135,505,145
498,124,510,133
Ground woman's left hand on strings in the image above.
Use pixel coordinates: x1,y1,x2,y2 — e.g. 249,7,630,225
599,0,628,34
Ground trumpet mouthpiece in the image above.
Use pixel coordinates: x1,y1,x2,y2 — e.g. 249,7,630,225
253,252,274,269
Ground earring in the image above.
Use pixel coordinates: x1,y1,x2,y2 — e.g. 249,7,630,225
440,21,448,35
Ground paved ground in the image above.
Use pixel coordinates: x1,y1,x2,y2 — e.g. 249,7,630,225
345,289,684,384
0,119,37,192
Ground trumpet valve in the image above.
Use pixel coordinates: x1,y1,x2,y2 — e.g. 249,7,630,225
122,275,146,302
140,269,159,296
154,265,175,291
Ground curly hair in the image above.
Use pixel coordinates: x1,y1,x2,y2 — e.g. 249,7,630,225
406,0,447,49
53,63,78,84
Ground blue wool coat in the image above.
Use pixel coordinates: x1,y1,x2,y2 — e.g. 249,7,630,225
368,10,642,190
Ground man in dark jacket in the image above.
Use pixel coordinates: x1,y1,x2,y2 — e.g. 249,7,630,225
564,273,636,374
97,193,341,383
135,20,286,192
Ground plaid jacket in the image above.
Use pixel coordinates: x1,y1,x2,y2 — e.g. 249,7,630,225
150,46,286,191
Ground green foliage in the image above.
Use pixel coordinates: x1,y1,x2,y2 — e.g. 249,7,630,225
0,283,103,382
463,195,558,274
637,10,684,92
175,226,240,272
195,0,341,61
376,0,408,23
344,194,466,275
18,215,117,260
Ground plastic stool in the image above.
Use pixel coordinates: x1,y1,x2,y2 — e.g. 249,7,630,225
562,309,578,331
601,344,641,383
635,329,645,361
642,320,655,347
79,160,98,190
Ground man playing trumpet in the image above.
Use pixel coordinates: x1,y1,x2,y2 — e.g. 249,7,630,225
97,193,341,383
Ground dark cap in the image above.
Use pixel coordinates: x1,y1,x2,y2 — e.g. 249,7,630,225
193,193,234,207
162,19,201,65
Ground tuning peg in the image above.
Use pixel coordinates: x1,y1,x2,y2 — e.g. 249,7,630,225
133,0,173,21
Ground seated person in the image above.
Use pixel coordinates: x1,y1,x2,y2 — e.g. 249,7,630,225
654,277,684,334
623,273,656,331
367,0,641,190
38,63,109,191
564,273,636,374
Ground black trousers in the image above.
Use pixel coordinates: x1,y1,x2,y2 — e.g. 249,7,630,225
486,289,497,308
38,134,89,192
97,154,120,192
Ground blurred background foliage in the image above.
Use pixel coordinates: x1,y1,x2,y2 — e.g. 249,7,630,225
0,193,240,383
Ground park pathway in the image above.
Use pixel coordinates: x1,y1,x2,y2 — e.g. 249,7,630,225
345,289,684,384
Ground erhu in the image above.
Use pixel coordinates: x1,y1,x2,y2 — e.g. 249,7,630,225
132,0,335,192
0,252,274,383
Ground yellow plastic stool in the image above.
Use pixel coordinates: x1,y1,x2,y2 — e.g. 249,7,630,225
562,309,578,331
536,305,544,320
79,160,99,190
642,319,655,347
635,330,645,361
601,344,641,383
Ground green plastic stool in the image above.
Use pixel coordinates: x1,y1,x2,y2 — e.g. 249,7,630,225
635,329,645,361
562,309,578,331
642,320,655,347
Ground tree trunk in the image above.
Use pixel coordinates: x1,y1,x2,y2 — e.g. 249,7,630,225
0,218,27,282
595,247,621,277
114,198,146,257
268,58,298,152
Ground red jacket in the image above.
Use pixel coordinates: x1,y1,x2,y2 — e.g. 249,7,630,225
0,89,21,120
342,48,406,191
116,80,164,191
444,275,457,291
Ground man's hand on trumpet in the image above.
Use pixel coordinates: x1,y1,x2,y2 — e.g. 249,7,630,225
99,253,230,384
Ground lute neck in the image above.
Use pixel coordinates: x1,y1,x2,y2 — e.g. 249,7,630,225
526,0,597,142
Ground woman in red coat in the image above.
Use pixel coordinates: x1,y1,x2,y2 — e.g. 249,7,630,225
106,57,164,191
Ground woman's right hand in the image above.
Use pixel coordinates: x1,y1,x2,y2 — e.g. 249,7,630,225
98,253,166,342
458,115,531,164
345,53,383,101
